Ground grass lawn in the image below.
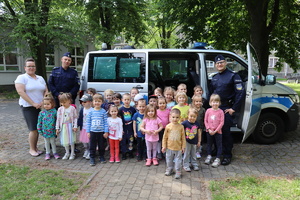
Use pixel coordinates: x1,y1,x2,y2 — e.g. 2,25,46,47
0,90,19,99
0,164,89,200
282,82,300,97
210,176,300,200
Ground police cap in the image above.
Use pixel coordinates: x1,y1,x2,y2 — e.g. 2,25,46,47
215,54,225,62
62,52,72,59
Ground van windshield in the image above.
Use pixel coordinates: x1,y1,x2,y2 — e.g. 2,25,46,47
88,53,146,83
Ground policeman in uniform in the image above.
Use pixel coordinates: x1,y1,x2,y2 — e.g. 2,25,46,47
48,52,80,109
210,54,245,165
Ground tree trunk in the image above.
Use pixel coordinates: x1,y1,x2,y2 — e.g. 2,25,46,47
28,37,47,81
245,0,269,76
35,39,47,81
245,0,280,77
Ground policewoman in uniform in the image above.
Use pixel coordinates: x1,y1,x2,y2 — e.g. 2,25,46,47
48,52,80,109
210,55,245,165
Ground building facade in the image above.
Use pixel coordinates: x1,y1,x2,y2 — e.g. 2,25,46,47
0,43,96,86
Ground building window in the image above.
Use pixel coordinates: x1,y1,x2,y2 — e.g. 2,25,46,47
70,47,84,72
206,60,214,68
0,49,20,71
46,44,55,72
269,57,278,68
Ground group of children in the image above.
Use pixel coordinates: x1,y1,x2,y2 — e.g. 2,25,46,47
37,84,225,179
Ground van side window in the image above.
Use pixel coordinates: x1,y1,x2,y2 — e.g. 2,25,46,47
93,57,117,79
89,53,146,83
205,54,248,82
149,52,199,96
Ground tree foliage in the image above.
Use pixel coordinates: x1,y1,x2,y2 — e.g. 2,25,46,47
0,0,89,80
159,0,300,75
85,0,147,49
142,0,179,48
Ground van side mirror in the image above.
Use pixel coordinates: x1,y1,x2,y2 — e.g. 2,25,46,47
265,74,276,85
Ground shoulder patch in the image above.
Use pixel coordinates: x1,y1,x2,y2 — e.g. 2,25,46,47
236,83,243,90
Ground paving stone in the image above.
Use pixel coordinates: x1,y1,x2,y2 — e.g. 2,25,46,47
1,100,300,200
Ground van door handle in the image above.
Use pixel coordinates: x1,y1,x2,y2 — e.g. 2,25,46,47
135,85,143,90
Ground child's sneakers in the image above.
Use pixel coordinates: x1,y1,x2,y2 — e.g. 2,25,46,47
165,169,174,176
69,154,75,160
122,153,127,160
62,153,70,160
83,150,88,158
205,155,212,165
196,152,201,159
90,158,95,166
193,166,200,171
145,159,152,166
152,158,159,166
85,153,90,160
183,166,191,172
212,158,221,168
174,171,181,179
115,157,120,163
99,157,106,164
45,153,51,160
53,153,60,159
109,157,114,163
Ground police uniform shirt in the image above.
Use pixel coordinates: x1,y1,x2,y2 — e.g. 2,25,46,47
48,66,80,99
211,68,244,111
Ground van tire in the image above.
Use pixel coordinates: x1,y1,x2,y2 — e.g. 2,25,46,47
252,113,284,144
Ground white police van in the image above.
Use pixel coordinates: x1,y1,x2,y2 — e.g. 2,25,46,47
79,43,299,144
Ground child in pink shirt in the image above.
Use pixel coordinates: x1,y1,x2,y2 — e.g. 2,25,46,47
140,104,163,166
204,94,224,168
157,97,170,159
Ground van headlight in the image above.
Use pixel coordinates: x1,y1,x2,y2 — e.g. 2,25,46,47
289,94,300,103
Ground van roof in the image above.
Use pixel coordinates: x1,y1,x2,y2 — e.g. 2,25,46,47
87,48,238,55
85,48,247,65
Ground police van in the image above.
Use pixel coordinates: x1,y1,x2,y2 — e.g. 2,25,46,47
79,43,299,144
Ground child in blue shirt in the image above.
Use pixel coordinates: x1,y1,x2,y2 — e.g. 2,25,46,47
86,94,109,166
182,108,201,172
133,99,146,161
119,93,136,160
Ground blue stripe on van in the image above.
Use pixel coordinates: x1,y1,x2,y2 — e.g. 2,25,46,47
250,96,293,116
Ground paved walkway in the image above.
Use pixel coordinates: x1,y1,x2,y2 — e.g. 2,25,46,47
0,99,299,200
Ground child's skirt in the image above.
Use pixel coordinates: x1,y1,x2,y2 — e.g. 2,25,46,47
79,128,89,143
60,122,76,146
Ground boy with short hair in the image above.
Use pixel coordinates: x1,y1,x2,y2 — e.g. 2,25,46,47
86,94,109,166
182,108,201,172
133,99,147,161
119,93,136,160
162,109,186,179
177,83,192,104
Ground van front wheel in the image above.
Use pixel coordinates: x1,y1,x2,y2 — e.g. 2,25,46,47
252,113,284,144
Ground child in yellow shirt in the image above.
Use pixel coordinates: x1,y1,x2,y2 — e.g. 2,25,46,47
162,109,186,179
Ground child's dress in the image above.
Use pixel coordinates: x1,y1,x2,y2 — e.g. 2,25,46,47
78,107,94,143
56,106,78,146
37,108,57,138
143,118,162,143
